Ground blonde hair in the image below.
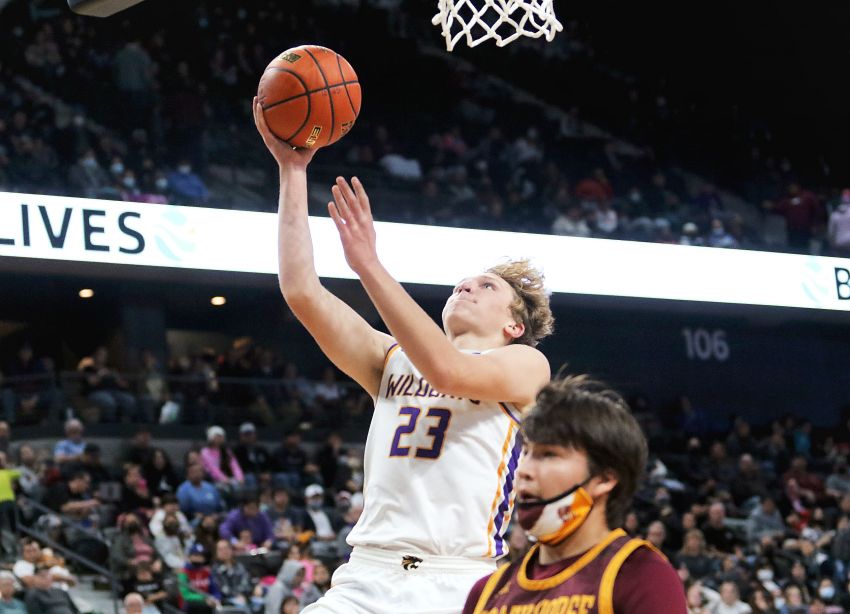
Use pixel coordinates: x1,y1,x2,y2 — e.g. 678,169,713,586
487,259,554,347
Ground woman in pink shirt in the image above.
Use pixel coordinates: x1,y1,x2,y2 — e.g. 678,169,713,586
200,426,244,493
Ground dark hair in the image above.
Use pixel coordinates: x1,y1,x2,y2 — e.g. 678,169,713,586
161,493,178,506
522,374,648,529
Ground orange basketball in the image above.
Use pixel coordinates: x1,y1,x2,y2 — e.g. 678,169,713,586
257,45,361,149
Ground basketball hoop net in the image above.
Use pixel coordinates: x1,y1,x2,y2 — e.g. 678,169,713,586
432,0,563,52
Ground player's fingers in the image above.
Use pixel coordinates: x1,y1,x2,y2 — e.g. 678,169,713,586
351,177,372,215
328,202,346,231
331,185,352,221
336,177,360,214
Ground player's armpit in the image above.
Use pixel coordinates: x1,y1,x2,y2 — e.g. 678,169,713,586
432,344,550,407
286,286,394,398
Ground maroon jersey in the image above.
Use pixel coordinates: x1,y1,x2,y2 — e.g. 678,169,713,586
463,529,687,614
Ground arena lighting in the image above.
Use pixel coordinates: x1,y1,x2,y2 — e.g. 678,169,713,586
1,192,849,311
210,296,227,307
78,288,95,299
67,0,147,17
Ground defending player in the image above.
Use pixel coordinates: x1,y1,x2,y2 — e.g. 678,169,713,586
463,375,687,614
253,98,554,613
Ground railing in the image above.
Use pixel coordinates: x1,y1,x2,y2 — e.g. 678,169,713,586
14,497,120,614
2,369,368,429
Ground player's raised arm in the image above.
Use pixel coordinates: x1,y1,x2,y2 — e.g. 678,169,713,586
327,176,551,407
253,98,393,397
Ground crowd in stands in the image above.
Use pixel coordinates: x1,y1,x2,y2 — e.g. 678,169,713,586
1,1,850,257
0,377,850,613
0,339,367,432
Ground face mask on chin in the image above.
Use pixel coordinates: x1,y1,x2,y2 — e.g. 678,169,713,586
516,477,594,546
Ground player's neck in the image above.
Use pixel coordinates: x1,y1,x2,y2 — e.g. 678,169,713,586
537,514,613,564
448,331,507,351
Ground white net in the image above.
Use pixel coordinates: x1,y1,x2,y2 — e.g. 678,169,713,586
432,0,563,52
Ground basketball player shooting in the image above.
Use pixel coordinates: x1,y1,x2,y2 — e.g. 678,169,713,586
253,96,553,614
463,376,687,614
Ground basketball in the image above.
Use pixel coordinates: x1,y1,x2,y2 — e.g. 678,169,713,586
257,45,361,150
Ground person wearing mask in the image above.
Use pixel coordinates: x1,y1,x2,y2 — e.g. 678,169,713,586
153,513,187,571
148,494,191,539
110,513,162,581
177,544,220,614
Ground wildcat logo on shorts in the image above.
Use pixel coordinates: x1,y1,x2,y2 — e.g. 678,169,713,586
401,555,423,571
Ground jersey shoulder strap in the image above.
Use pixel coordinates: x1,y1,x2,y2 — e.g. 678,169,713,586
597,538,664,614
472,562,512,614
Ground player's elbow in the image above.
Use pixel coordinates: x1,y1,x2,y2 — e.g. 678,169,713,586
427,365,464,398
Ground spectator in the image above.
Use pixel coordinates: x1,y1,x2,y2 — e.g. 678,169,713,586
200,426,244,493
272,433,309,492
825,459,850,500
676,529,716,580
264,561,304,614
122,593,148,614
77,347,138,423
0,571,25,614
142,448,180,497
828,189,850,256
13,540,41,589
176,464,225,519
153,512,187,571
189,516,220,559
119,464,155,515
706,218,739,249
23,566,77,614
645,520,673,560
219,499,273,549
232,422,271,483
211,540,252,610
593,199,618,235
177,544,220,614
709,581,752,614
303,485,339,559
747,498,785,544
63,443,111,487
783,456,824,503
148,494,191,539
265,487,304,534
279,596,299,614
14,445,43,502
765,183,825,251
53,419,86,466
110,513,162,581
299,563,330,609
680,222,705,246
166,160,209,205
67,149,109,198
1,342,54,425
552,205,591,237
0,452,19,553
124,430,155,467
123,562,167,614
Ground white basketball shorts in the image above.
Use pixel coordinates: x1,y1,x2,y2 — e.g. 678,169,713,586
300,546,497,614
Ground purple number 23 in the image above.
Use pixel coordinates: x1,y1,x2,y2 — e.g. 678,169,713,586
389,406,451,459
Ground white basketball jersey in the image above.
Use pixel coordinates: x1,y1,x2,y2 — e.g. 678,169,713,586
346,343,523,560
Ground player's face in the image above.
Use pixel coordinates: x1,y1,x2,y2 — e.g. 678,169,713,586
515,442,590,504
442,273,518,339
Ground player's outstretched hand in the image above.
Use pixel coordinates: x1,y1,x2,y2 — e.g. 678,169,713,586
252,96,316,170
329,176,379,275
